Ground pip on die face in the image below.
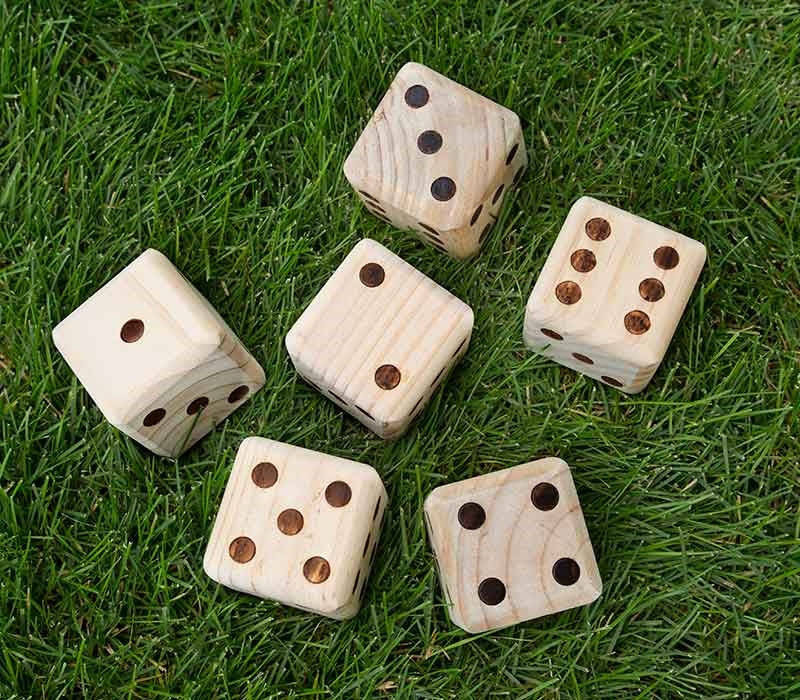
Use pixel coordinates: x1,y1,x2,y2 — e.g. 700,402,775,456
203,438,387,620
424,458,602,634
52,249,264,457
344,62,527,259
285,239,474,440
524,197,707,393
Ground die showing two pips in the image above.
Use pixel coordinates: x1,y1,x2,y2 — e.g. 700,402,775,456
285,238,474,440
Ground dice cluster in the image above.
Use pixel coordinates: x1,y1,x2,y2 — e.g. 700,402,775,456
52,62,705,632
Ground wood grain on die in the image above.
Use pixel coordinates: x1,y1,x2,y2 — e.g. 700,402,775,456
203,437,388,620
523,197,706,393
285,239,473,439
343,62,527,259
52,249,265,457
424,457,602,634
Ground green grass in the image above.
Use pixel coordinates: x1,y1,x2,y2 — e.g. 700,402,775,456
2,0,799,697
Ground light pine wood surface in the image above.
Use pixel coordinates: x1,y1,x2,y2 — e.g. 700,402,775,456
424,457,602,634
203,437,388,620
52,249,264,457
524,197,707,393
344,62,527,259
285,239,474,439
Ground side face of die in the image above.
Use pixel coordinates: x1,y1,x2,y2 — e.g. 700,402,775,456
524,197,707,393
285,239,474,439
344,62,527,259
52,249,265,457
203,437,388,620
424,458,602,634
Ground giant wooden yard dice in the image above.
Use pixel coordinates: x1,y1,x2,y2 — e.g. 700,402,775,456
52,249,264,457
524,197,707,393
285,239,474,439
424,458,602,633
203,437,387,620
343,62,527,259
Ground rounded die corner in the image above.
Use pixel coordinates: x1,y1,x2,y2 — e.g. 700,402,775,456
618,378,653,396
395,60,430,82
283,325,304,361
535,455,570,473
588,576,604,602
248,361,267,388
375,418,412,442
501,109,526,144
569,195,603,213
51,319,68,348
313,588,357,618
326,601,362,622
201,549,221,585
456,302,476,333
138,247,170,262
447,605,492,636
133,249,178,281
236,434,266,451
356,460,386,491
398,60,425,72
342,155,366,188
522,306,559,342
423,486,451,516
685,236,709,269
350,237,384,255
232,435,274,468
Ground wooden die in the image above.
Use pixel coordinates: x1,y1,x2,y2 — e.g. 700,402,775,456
285,239,474,439
344,62,527,259
524,197,707,393
424,458,602,633
52,249,264,457
203,437,387,620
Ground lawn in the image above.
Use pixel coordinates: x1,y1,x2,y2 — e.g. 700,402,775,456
1,1,799,697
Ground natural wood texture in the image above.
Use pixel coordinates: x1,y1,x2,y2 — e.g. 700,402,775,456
285,239,473,439
524,197,707,393
52,249,265,457
424,457,602,634
203,437,388,620
343,62,527,259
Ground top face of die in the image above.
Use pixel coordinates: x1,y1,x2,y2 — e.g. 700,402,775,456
343,62,523,231
52,249,263,426
424,458,602,633
526,197,707,366
285,239,474,430
203,437,386,615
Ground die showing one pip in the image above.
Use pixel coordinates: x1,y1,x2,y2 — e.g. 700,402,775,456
343,62,527,259
524,197,707,393
52,249,264,457
285,239,474,439
203,437,387,620
424,457,602,634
